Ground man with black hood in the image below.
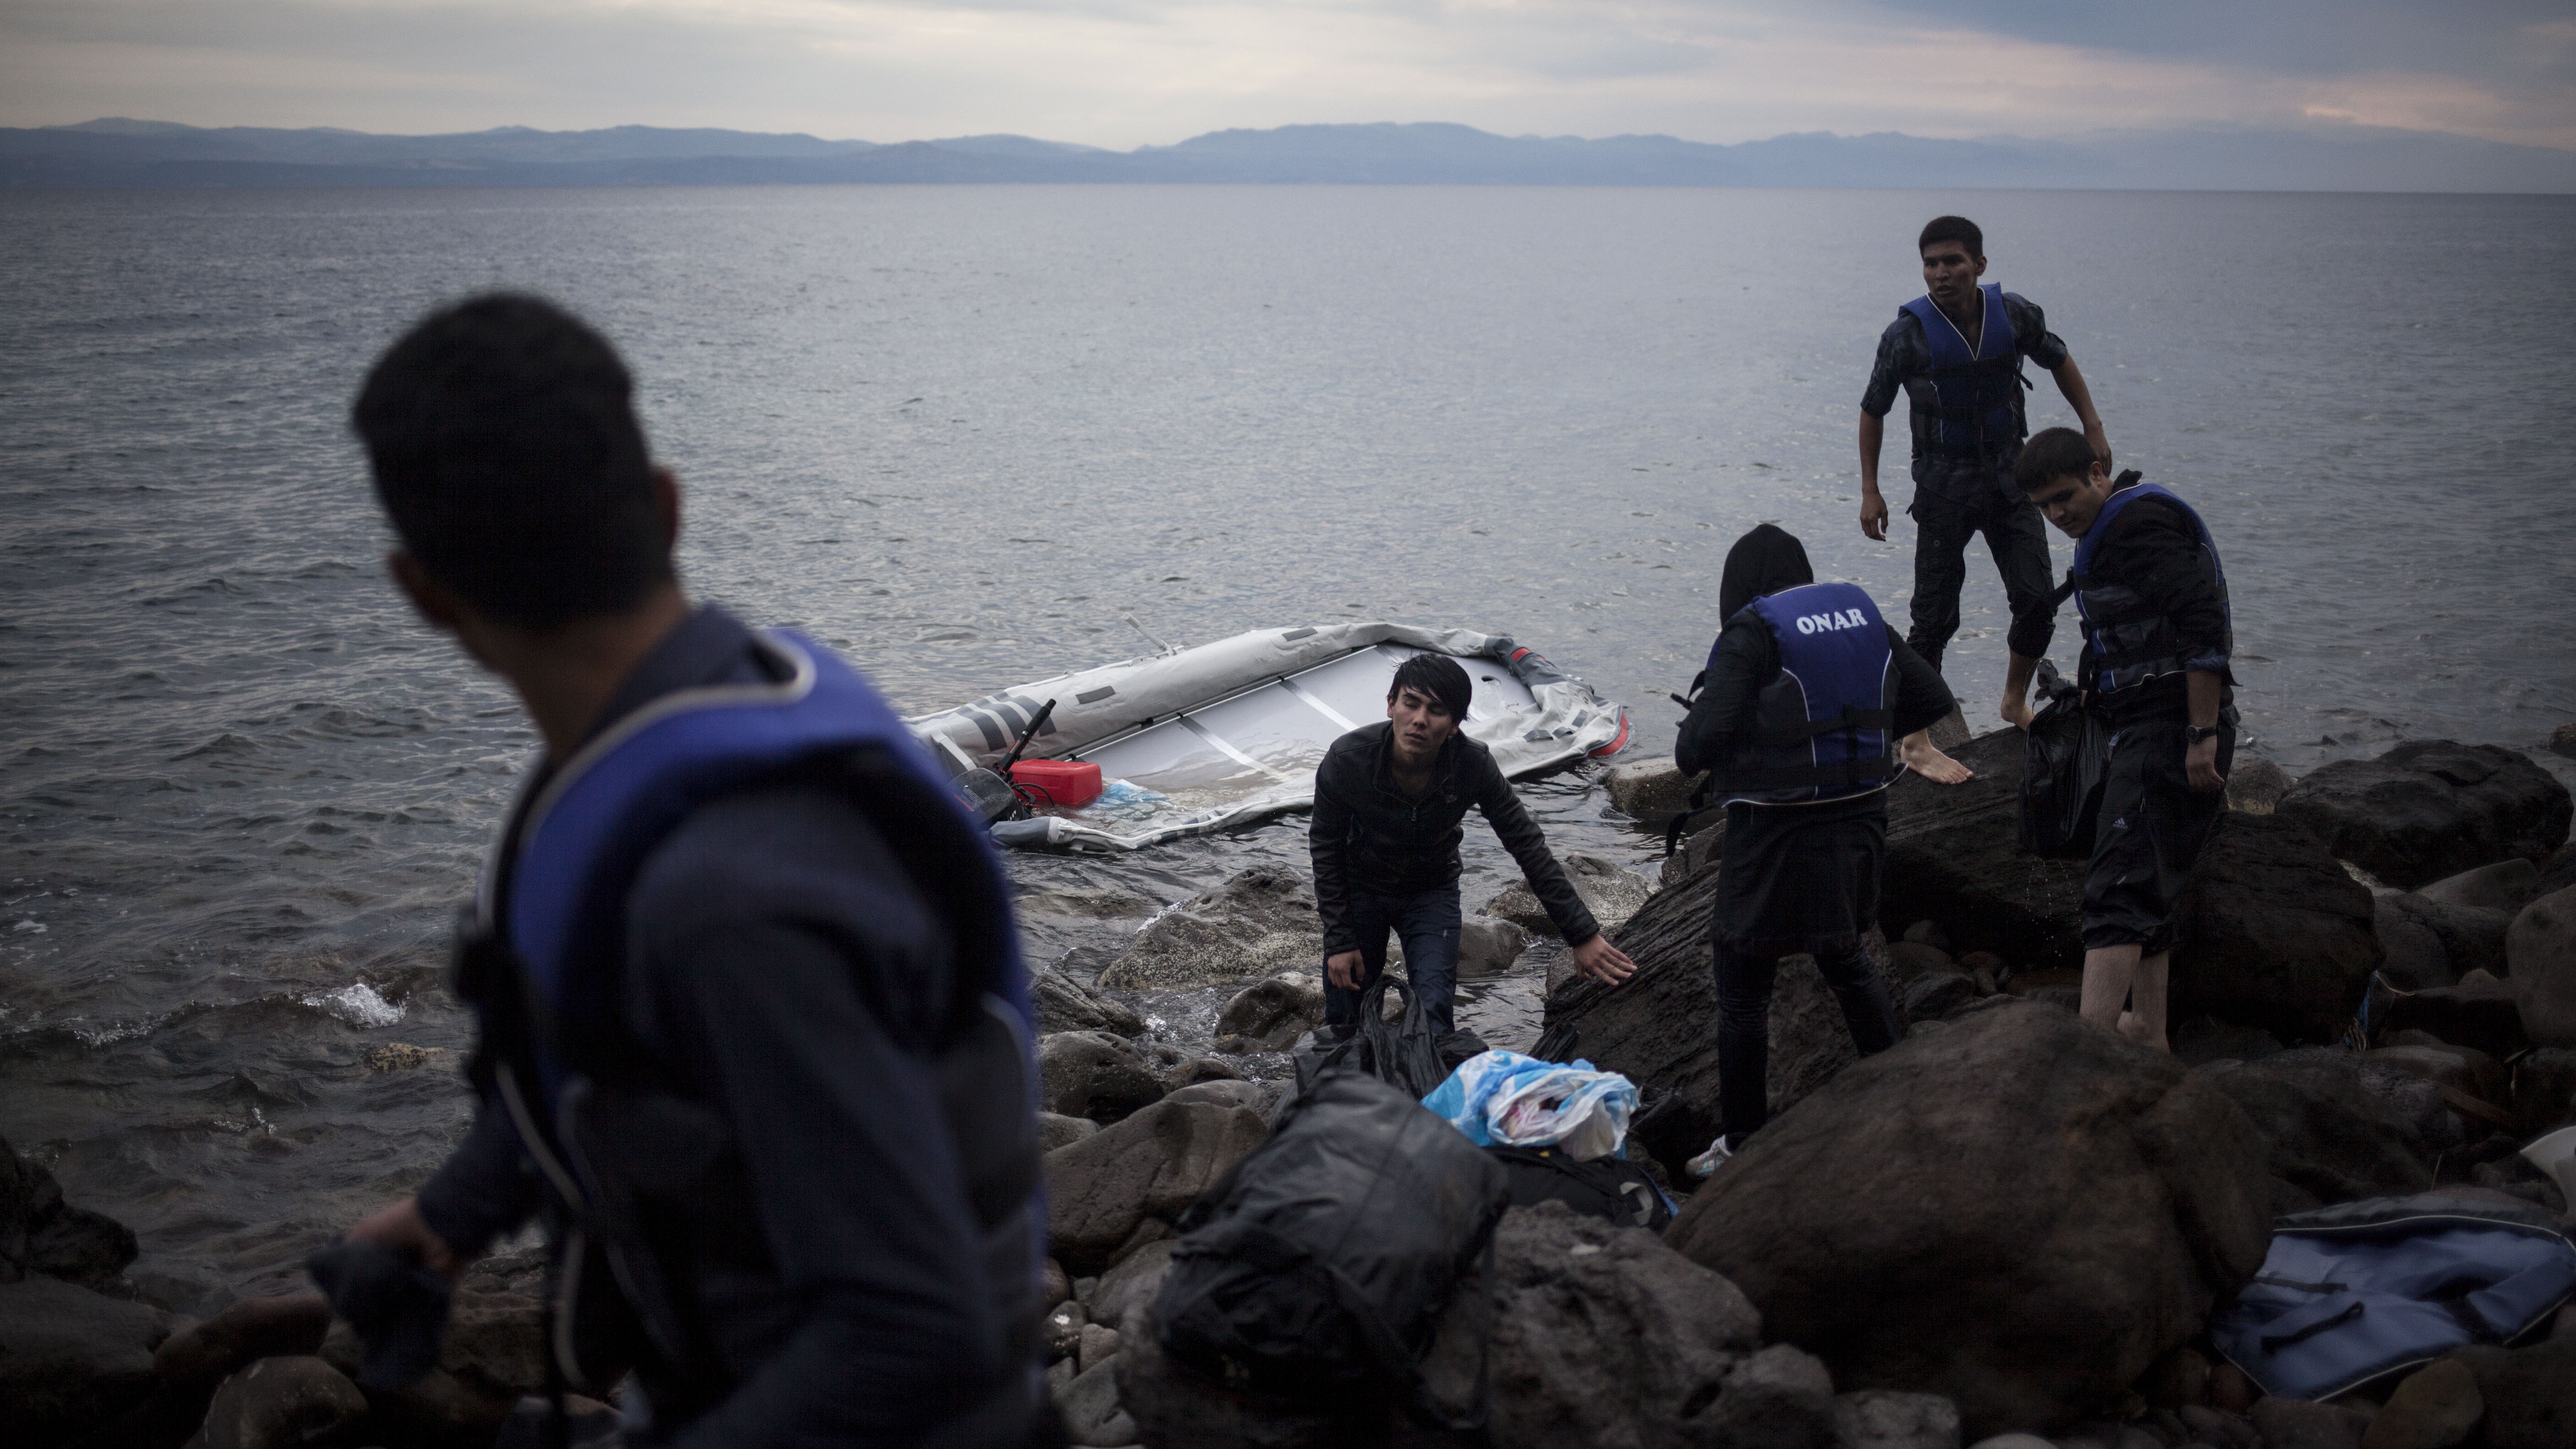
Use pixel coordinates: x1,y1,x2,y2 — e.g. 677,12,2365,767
1673,526,1964,1172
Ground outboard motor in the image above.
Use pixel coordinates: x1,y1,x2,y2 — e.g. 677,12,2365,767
951,697,1060,826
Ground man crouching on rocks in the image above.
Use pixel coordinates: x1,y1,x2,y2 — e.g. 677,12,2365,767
1311,654,1637,1037
1675,526,1965,1174
327,295,1047,1447
2001,427,2235,1054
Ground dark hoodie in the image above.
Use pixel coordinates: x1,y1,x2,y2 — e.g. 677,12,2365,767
1676,526,1953,780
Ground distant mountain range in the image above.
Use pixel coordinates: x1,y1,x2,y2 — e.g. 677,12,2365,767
6,118,2572,192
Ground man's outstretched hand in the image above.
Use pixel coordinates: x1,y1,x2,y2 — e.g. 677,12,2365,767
1571,934,1636,986
1326,949,1366,991
346,1195,462,1283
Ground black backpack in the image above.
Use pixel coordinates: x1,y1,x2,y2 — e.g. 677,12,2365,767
1485,1145,1674,1231
2019,656,2111,860
1152,1069,1509,1427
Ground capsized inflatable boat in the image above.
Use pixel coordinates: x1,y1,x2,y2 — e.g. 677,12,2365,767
908,622,1631,851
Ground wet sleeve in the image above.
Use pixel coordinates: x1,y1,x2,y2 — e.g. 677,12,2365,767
414,1098,539,1260
1860,315,1920,418
633,795,1006,1448
1673,618,1771,777
2115,505,2233,677
1474,753,1599,948
1310,752,1358,957
2009,294,2071,372
1886,628,1957,737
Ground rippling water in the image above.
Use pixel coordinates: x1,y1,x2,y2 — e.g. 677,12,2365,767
3,184,2572,1302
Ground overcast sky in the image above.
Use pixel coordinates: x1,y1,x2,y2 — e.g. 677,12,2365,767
5,0,2571,150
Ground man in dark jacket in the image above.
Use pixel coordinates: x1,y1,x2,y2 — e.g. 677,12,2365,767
1674,526,1964,1172
2001,428,2234,1054
1310,654,1636,1036
332,295,1044,1447
1857,215,2111,684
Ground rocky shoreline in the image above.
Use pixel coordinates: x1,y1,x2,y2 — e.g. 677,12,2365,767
10,728,2576,1449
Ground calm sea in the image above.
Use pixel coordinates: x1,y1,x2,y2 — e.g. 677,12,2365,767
3,184,2572,1301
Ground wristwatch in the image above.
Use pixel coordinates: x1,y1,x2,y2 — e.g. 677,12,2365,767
2184,725,2221,745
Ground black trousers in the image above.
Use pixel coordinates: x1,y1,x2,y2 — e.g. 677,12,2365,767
2082,716,2234,954
1710,937,1900,1150
1907,462,2056,675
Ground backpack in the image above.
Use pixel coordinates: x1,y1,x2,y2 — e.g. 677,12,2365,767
1152,1069,1510,1428
2019,656,2111,860
2207,1193,2576,1401
1485,1145,1675,1232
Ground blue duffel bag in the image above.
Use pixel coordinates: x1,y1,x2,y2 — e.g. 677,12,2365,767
2209,1193,2576,1401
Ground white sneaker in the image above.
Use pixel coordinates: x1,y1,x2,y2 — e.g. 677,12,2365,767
1686,1135,1734,1178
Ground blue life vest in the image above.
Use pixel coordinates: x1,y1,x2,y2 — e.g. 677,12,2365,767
456,629,1042,1413
1711,583,1899,807
1901,283,2025,455
2209,1193,2576,1401
2070,482,2232,695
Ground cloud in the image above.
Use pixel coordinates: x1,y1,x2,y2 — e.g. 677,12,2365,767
0,0,2567,150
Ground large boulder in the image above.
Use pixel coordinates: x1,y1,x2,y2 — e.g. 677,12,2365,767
1040,1031,1171,1126
1876,728,2089,969
1044,1099,1269,1275
0,1273,177,1446
2192,1049,2435,1211
1,1135,139,1290
1033,963,1149,1038
1099,868,1323,990
2223,755,2292,815
2509,885,2576,1048
1483,851,1656,938
2168,813,2381,1043
1604,756,1707,825
1211,973,1326,1054
2416,858,2542,914
2276,741,2572,891
1663,1001,2272,1440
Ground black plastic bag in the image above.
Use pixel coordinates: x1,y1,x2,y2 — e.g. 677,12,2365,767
1153,1069,1509,1427
2020,657,2110,860
1289,973,1453,1106
1485,1144,1675,1231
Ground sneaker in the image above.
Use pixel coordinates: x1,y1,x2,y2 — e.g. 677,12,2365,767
1686,1135,1734,1178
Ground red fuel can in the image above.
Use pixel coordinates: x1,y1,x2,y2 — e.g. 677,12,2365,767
1009,758,1103,809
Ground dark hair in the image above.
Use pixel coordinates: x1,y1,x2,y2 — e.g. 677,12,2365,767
2013,427,2101,489
352,293,671,630
1918,215,1984,259
1388,654,1473,723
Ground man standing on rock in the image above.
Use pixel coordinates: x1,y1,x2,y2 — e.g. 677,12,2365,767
329,295,1046,1446
1311,654,1637,1037
2001,428,2235,1054
1674,526,1965,1172
1858,215,2111,687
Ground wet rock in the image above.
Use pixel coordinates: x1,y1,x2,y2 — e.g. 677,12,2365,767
2169,813,2382,1044
1041,1031,1170,1126
1060,1354,1136,1447
2194,1050,2434,1210
2364,1357,2482,1449
1086,1238,1176,1331
2375,898,2459,991
1901,972,1978,1024
1835,1389,1962,1449
1077,1322,1121,1375
2552,723,2576,762
1039,1112,1101,1153
154,1292,332,1390
2364,1043,2511,1126
1666,1001,2272,1441
2542,842,2576,899
1166,1056,1244,1093
2247,1396,2368,1449
1483,851,1655,937
0,1273,175,1445
2417,858,2541,914
1,1134,139,1290
1884,941,1957,988
1044,1099,1269,1275
361,1042,439,1071
2225,755,2293,814
2375,978,2530,1058
1033,963,1150,1038
2378,891,2512,987
1162,1079,1269,1113
1664,816,1726,888
199,1355,367,1449
1098,867,1323,990
1212,972,1326,1054
1460,917,1530,976
2276,741,2572,891
1115,1294,1375,1449
1605,755,1707,825
2509,886,2576,1048
2448,1335,2576,1449
1043,1299,1085,1361
2510,1048,2576,1135
1706,1344,1838,1449
1044,1259,1072,1312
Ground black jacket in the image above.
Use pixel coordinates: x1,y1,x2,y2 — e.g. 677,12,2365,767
2069,489,2235,723
1309,723,1600,954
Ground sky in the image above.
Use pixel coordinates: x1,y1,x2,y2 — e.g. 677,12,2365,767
3,0,2572,152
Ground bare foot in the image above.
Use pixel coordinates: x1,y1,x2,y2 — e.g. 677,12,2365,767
1899,731,1974,784
2115,1011,2171,1054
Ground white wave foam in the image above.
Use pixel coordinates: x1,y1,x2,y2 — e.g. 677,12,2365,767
302,982,405,1029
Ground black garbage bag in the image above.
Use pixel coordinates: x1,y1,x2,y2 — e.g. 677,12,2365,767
1288,973,1452,1106
2020,656,2111,860
1153,1069,1509,1427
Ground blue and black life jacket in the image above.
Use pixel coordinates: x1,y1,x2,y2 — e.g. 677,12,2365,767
2070,481,2232,696
454,630,1040,1423
1710,582,1899,807
1902,283,2026,455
